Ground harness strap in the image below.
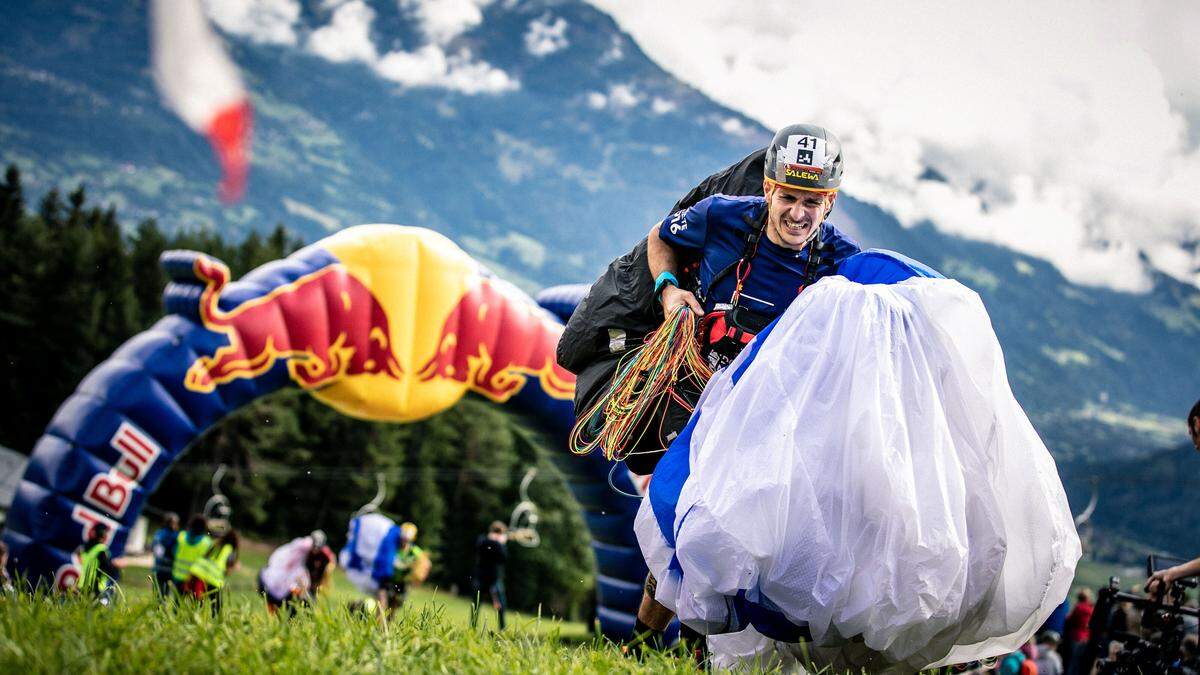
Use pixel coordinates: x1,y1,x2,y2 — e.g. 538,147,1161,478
728,210,767,306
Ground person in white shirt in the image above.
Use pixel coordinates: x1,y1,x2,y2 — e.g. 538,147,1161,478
257,530,335,616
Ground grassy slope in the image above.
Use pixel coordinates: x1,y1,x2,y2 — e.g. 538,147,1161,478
0,544,705,674
113,541,588,638
0,546,1154,673
0,594,705,674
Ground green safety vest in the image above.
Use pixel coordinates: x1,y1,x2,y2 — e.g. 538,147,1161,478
78,542,110,595
393,544,424,581
189,543,235,589
172,532,213,583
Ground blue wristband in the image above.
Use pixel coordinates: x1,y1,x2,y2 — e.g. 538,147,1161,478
653,271,679,301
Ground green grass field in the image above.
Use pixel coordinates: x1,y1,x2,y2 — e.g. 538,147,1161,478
0,548,1150,674
0,592,707,674
112,541,587,636
0,545,709,674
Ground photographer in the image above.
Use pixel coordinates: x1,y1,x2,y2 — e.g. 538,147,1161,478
1144,399,1200,596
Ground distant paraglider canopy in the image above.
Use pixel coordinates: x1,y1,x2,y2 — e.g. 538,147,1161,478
202,464,232,536
507,468,541,548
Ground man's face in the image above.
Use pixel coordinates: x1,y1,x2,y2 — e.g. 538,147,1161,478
764,181,836,250
1190,416,1200,452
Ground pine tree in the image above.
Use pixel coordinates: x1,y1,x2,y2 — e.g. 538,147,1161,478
87,205,137,357
129,219,168,328
0,165,25,226
0,172,49,451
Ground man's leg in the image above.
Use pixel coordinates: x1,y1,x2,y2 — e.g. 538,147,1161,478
491,581,507,631
155,571,171,600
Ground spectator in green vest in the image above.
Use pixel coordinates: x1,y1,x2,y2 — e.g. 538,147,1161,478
77,523,119,606
377,521,431,618
187,529,239,615
172,514,213,594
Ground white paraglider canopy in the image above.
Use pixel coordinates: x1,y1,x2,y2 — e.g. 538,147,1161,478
637,275,1081,671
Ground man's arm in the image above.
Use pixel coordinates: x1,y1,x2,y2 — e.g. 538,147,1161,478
647,223,703,316
98,550,121,581
1146,556,1200,596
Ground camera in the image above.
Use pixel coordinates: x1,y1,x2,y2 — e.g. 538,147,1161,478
1082,555,1200,674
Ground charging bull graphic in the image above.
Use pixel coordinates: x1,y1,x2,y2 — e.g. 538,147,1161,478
418,278,574,402
183,255,403,393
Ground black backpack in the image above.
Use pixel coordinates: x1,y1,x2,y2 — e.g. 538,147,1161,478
556,149,767,472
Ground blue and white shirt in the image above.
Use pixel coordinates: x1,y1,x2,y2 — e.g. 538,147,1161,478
658,195,860,319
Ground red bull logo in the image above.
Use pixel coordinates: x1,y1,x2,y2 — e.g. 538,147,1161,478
184,255,402,393
417,278,574,403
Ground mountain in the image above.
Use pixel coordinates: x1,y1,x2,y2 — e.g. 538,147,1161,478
3,0,1200,557
0,0,766,289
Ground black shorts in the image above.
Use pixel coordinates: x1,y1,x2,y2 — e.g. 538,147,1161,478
383,581,408,604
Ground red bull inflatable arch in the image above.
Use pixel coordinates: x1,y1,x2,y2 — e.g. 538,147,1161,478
2,224,656,639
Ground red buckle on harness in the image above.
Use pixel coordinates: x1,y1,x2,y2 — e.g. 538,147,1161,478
702,311,756,348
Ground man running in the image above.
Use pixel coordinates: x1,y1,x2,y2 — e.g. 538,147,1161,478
633,123,862,647
258,530,335,616
149,512,179,600
473,521,509,630
377,522,430,617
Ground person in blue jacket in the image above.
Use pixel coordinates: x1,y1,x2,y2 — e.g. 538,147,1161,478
634,123,862,650
150,512,180,600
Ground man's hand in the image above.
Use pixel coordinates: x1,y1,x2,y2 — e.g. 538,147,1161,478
660,285,703,317
1146,556,1200,597
1146,567,1177,597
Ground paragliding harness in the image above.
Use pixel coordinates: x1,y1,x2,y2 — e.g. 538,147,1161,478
559,208,838,474
697,209,828,371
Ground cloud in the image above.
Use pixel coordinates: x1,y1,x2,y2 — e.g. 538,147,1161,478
376,45,515,94
585,84,640,111
524,14,569,57
719,117,748,135
435,50,518,94
204,0,301,45
586,0,1200,291
376,44,447,85
601,35,624,63
306,0,377,63
302,0,516,94
607,83,638,108
650,97,676,114
401,0,494,45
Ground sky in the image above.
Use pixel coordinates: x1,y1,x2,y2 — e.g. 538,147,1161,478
587,0,1200,292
